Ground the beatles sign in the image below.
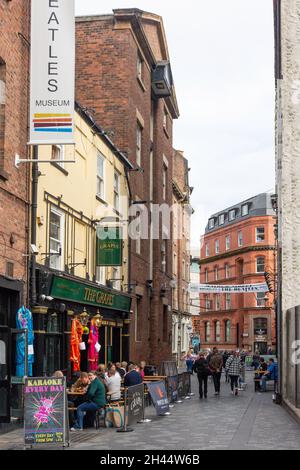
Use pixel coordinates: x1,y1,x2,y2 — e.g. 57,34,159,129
30,0,75,145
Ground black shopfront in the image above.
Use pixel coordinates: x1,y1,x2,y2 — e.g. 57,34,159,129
33,268,132,377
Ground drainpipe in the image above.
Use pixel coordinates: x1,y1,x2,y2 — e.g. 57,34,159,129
30,147,39,307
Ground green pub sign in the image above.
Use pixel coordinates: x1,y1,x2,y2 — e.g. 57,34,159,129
96,227,123,267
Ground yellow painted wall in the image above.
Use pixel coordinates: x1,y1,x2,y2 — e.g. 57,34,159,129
35,110,129,290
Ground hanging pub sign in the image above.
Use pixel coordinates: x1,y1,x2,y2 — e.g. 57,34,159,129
29,0,75,145
96,227,123,267
24,376,69,447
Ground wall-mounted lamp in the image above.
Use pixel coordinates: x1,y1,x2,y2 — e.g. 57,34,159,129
79,307,89,326
93,310,103,328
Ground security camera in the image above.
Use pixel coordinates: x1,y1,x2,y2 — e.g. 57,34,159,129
30,244,39,255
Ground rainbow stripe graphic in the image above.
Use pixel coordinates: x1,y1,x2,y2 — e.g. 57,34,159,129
33,114,73,133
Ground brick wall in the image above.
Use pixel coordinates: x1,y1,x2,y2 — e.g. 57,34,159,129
0,0,30,299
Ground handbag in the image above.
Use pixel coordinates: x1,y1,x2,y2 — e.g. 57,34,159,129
105,404,125,429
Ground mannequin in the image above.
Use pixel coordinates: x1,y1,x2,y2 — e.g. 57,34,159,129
88,319,99,371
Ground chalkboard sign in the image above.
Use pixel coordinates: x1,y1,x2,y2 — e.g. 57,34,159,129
24,376,69,447
127,383,144,426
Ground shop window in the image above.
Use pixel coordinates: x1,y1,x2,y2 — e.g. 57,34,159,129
49,208,64,270
0,58,6,169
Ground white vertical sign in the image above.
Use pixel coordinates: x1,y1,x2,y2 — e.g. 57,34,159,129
29,0,75,145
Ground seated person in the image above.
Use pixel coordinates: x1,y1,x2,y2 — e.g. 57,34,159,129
116,362,126,378
71,371,106,431
260,359,278,392
105,365,121,402
124,363,143,387
68,372,90,428
71,371,90,393
254,358,268,391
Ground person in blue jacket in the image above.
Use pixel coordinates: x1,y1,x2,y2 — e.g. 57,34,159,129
260,358,278,392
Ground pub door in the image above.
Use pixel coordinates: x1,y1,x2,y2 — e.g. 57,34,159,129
0,326,11,423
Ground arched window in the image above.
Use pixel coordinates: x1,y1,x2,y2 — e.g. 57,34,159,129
0,58,6,169
215,321,220,342
205,322,211,342
225,320,231,342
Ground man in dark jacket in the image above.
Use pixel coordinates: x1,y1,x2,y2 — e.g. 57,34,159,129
209,348,223,396
193,353,209,399
124,364,143,387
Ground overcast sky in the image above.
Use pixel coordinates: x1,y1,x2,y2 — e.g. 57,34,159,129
75,0,275,252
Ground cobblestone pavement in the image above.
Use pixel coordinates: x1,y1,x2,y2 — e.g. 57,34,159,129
1,373,300,450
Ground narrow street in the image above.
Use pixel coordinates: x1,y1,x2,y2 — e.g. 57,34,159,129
1,373,300,451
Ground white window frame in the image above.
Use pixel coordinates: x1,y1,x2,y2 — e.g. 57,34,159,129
225,320,231,342
256,292,266,307
208,218,214,229
113,170,120,212
205,269,209,283
96,266,106,285
205,321,211,342
256,227,265,243
136,122,142,166
49,207,64,271
215,266,218,281
241,204,249,216
51,144,64,168
137,53,143,81
215,294,221,311
97,153,105,200
225,293,231,310
163,164,167,201
219,214,225,225
205,244,210,257
229,209,236,221
238,230,243,247
256,257,265,273
225,263,230,279
215,239,219,254
226,235,230,251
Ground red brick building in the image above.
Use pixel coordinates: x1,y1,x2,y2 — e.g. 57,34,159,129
0,0,30,328
75,9,180,365
193,193,276,354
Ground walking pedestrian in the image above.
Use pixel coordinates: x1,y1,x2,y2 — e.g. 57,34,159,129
222,351,230,382
209,347,223,396
193,352,210,399
225,350,242,396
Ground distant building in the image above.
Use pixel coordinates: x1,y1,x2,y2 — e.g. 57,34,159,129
195,193,276,353
171,150,193,365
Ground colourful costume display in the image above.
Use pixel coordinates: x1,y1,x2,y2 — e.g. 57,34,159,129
70,318,83,372
88,319,99,371
16,306,34,377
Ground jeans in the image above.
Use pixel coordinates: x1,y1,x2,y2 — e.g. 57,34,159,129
197,374,208,398
260,375,270,392
212,372,222,393
74,402,99,429
186,359,194,374
230,375,239,392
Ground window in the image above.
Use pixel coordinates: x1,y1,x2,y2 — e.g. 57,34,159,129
214,266,219,281
256,292,266,307
238,230,243,247
97,153,105,199
161,240,167,273
136,122,142,166
137,52,143,82
205,322,211,342
219,214,225,225
112,267,121,291
208,218,214,229
205,295,211,311
256,257,265,273
205,269,208,283
182,260,186,280
49,208,64,270
0,58,6,168
225,320,231,342
163,108,168,131
225,264,230,279
163,164,168,200
256,227,265,243
254,317,267,331
51,145,64,168
215,321,221,342
96,266,106,285
135,298,142,342
215,239,219,254
229,209,236,221
225,293,231,310
215,295,220,311
113,171,120,212
226,235,230,251
241,204,249,216
205,244,210,257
